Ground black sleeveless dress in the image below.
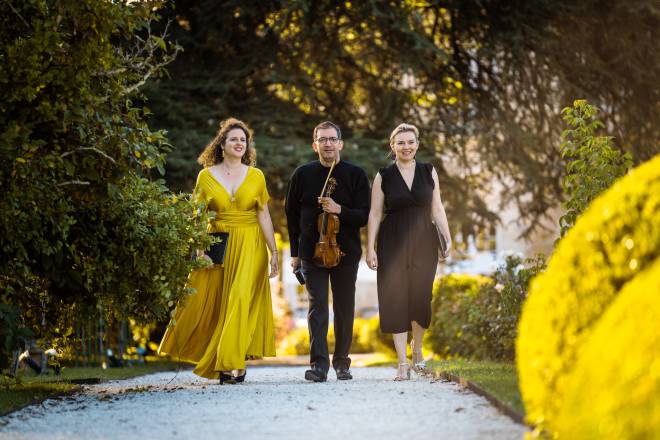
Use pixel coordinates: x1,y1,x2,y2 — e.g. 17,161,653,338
377,161,439,333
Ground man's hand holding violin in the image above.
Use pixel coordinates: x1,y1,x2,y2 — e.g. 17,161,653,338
318,197,341,214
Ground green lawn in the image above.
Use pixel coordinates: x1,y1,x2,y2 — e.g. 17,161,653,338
0,358,184,415
427,359,524,415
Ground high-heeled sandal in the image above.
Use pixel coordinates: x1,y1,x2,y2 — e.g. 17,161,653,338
393,362,411,381
412,349,426,372
234,369,246,383
219,371,236,385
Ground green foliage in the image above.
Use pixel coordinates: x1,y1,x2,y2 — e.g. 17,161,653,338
479,254,546,360
74,175,213,324
428,274,491,359
428,255,546,361
516,154,660,433
0,1,209,349
559,100,632,236
0,304,34,372
146,1,659,238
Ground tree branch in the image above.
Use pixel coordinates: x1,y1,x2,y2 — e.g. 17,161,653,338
61,147,117,164
56,180,90,187
3,0,30,29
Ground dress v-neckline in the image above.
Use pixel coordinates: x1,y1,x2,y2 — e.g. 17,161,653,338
207,166,250,199
395,161,417,192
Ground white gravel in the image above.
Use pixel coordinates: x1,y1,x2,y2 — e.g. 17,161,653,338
0,367,526,440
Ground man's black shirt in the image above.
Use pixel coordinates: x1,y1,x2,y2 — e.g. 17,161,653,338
285,160,370,262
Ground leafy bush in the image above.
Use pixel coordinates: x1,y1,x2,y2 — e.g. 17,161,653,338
478,254,546,360
0,1,211,348
556,259,660,439
559,99,632,236
516,154,660,433
0,304,34,372
428,255,546,361
428,274,491,359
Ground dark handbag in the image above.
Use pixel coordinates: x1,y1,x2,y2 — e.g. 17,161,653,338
435,224,449,258
206,232,230,264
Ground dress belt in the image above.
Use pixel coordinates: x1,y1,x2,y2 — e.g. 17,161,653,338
210,211,258,229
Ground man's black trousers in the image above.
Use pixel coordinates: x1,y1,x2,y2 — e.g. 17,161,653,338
301,259,358,373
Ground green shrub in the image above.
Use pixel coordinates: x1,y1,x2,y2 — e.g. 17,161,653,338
478,254,546,360
0,1,212,350
428,274,491,359
516,154,660,432
428,255,546,361
559,99,632,236
556,258,660,439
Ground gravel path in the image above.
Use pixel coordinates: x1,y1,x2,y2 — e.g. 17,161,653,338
0,366,526,440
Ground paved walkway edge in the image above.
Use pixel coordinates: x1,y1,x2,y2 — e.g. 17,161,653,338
0,387,81,418
425,369,528,426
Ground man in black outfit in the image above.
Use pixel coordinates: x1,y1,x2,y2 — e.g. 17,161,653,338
285,121,370,382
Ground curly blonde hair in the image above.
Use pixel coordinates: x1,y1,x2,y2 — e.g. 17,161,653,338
197,118,256,167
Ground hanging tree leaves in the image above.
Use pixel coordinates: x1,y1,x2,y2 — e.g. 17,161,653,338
145,0,659,238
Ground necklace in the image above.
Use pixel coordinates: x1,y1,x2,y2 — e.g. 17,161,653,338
221,162,243,175
396,159,416,171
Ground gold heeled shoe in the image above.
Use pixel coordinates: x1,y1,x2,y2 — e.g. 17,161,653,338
394,362,411,381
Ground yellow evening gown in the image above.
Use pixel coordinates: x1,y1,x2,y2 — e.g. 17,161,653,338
158,166,276,379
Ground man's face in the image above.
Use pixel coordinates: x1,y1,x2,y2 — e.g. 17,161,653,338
312,127,343,163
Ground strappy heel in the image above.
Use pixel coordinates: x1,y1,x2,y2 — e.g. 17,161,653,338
234,369,246,383
412,349,426,372
394,362,411,381
219,371,236,385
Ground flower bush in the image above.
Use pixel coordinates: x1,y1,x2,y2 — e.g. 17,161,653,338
516,154,660,433
555,259,660,439
427,255,546,361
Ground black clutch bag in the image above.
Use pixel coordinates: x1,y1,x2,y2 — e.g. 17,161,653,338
435,224,449,258
206,232,230,264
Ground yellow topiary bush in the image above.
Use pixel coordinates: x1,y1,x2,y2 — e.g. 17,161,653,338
516,154,660,433
556,258,660,439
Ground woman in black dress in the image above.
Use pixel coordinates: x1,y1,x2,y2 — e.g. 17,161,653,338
366,123,451,380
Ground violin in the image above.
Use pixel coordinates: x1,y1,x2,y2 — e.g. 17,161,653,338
313,162,345,268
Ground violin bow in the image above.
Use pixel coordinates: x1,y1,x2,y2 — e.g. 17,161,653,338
319,160,336,198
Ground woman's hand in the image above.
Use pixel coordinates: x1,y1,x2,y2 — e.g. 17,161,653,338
196,250,213,267
269,254,279,278
439,240,452,264
366,248,378,270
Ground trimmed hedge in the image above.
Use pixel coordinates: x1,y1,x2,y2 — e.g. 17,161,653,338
556,259,660,439
516,154,660,432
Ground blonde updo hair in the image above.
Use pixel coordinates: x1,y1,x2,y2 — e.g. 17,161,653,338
197,117,256,167
389,123,419,146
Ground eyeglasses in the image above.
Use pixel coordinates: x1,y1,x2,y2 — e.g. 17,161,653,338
315,137,340,145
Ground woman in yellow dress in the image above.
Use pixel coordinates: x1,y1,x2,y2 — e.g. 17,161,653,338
158,118,278,384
